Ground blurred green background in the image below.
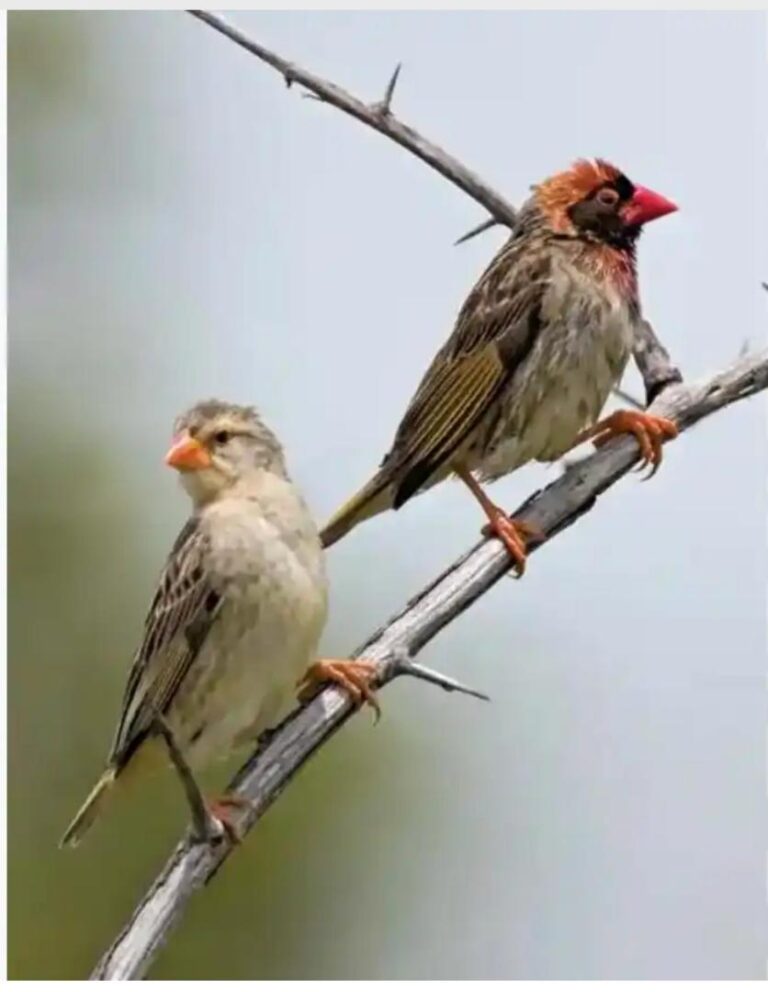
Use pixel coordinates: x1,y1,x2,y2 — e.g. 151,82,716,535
8,11,767,979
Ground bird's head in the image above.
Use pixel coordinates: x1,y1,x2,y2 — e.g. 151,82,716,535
532,159,677,247
165,400,287,505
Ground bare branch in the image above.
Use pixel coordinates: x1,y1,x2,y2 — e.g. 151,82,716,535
91,349,768,980
189,10,683,404
188,10,518,228
631,318,683,404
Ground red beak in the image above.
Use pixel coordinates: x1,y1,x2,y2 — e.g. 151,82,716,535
622,185,677,227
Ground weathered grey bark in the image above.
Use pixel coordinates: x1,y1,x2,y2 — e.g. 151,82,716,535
91,350,768,980
188,9,682,401
633,318,683,404
188,10,519,228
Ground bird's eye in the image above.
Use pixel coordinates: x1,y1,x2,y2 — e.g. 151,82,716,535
596,187,620,207
213,431,231,445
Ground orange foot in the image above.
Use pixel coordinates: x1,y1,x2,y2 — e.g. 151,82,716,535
298,659,381,723
206,793,252,845
481,511,542,577
575,409,678,477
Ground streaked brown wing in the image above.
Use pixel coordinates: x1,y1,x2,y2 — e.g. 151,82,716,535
109,516,221,766
388,242,550,506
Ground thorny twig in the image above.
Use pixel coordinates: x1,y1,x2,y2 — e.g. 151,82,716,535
188,9,683,401
92,349,768,979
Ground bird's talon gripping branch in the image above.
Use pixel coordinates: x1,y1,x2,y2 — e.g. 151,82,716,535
205,793,252,845
154,714,250,845
454,463,540,576
298,659,381,722
481,512,537,576
575,409,678,474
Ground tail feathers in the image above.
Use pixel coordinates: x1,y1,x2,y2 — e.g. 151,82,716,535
320,473,393,549
59,766,117,849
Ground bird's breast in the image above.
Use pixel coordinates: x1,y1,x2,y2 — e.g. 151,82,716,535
479,265,634,479
167,502,328,768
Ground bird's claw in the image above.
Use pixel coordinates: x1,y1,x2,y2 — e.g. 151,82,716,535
297,659,381,723
202,793,252,845
482,513,541,576
590,409,678,476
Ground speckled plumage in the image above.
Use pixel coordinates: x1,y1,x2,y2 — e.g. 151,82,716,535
113,472,327,772
61,402,326,846
320,159,669,548
471,203,636,481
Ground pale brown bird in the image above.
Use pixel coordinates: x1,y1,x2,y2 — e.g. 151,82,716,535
61,400,376,847
321,159,678,571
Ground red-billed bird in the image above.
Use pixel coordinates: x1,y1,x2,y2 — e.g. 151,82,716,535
321,159,678,573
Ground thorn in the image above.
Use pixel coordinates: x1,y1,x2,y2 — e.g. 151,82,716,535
153,712,223,844
381,62,401,113
391,647,490,702
454,216,499,246
301,92,324,102
761,281,768,292
283,69,296,89
370,62,402,117
612,386,644,410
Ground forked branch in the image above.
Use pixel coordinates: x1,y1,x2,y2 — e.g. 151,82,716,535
92,350,768,979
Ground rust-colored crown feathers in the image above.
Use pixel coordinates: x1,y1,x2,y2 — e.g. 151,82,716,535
534,159,622,233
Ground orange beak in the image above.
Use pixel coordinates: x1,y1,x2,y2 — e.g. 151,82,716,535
164,433,212,472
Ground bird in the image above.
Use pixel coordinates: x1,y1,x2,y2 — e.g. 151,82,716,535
60,400,377,847
320,159,679,572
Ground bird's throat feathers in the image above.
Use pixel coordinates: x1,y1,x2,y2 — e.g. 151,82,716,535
531,158,640,306
584,240,639,306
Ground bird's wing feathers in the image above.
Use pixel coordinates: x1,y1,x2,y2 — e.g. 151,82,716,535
391,345,506,506
109,516,222,767
389,244,550,506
